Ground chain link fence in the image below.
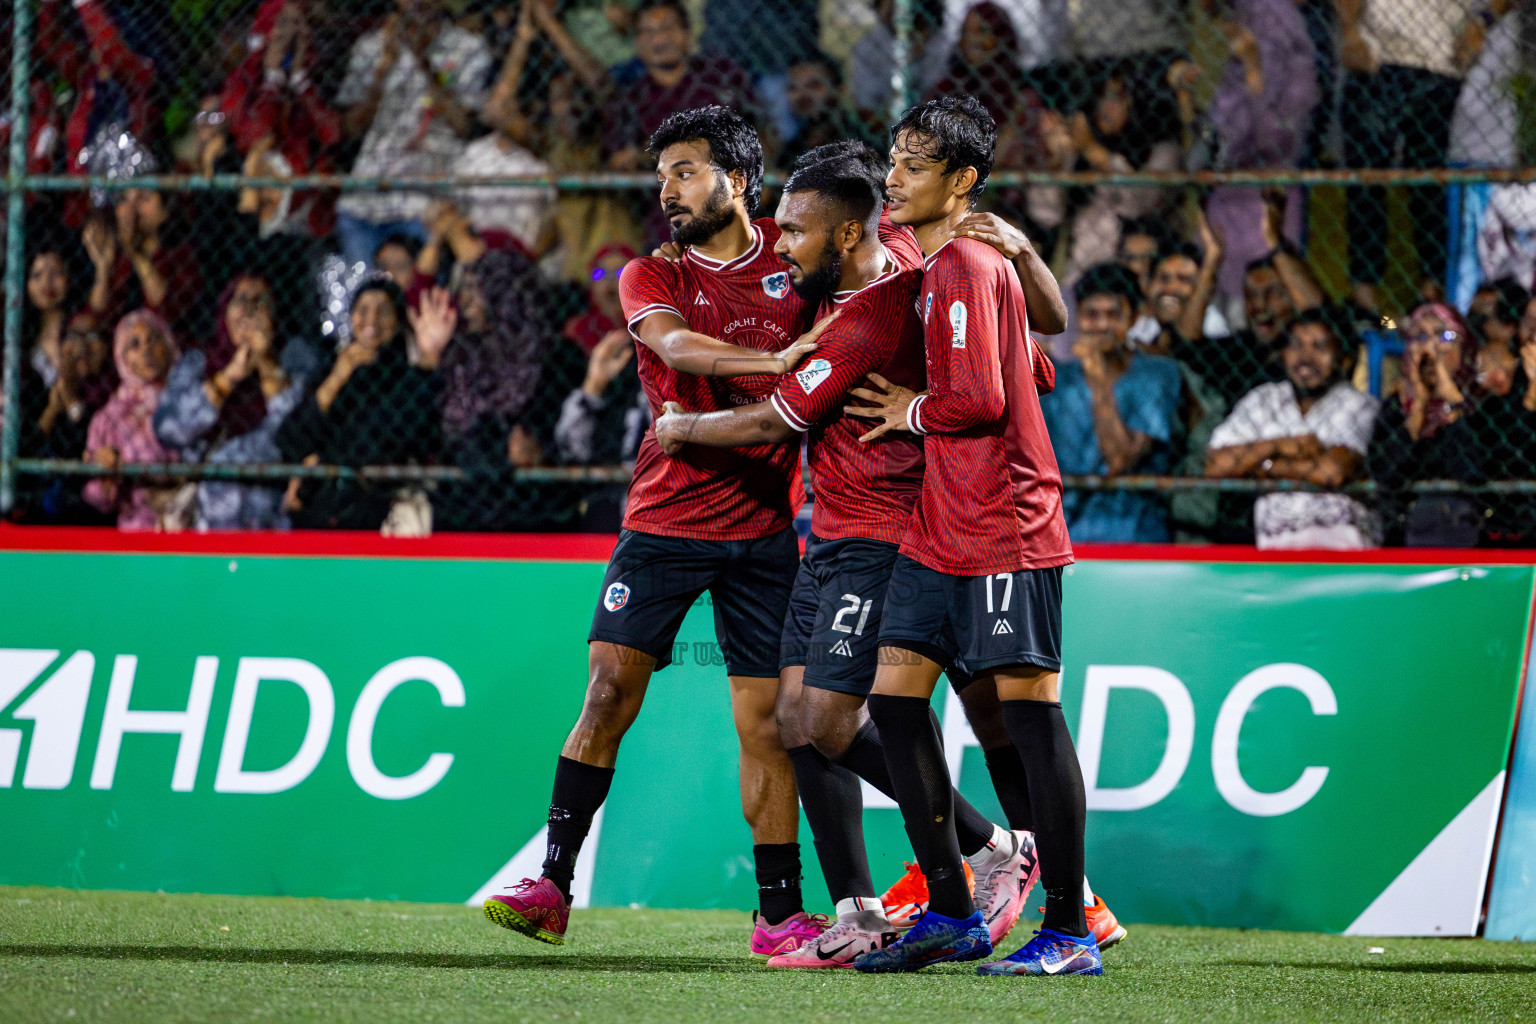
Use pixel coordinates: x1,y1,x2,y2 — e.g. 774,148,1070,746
1,0,1534,546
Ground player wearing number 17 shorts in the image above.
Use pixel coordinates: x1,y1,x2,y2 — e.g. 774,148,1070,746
844,95,1102,977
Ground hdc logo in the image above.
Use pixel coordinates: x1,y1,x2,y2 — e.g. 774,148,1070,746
0,649,464,800
868,662,1339,818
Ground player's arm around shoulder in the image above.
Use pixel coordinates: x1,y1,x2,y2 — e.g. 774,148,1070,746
631,304,828,381
652,309,862,454
654,399,797,455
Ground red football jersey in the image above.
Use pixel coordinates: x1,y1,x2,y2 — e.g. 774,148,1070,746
901,237,1073,575
769,221,926,544
619,218,810,540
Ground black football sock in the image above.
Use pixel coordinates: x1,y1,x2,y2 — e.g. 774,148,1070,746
1001,699,1088,938
838,718,996,858
787,744,875,904
927,708,1003,858
542,755,616,902
983,742,1033,832
865,694,971,919
754,843,804,925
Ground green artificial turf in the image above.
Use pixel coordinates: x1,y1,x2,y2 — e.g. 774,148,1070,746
1,886,1534,1024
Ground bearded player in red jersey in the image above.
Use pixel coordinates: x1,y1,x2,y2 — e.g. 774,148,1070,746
484,107,831,957
843,95,1102,977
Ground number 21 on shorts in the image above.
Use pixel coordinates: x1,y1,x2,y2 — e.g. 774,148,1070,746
832,594,874,635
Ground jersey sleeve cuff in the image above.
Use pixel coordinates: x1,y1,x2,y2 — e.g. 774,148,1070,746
625,303,683,339
770,391,810,432
906,394,927,435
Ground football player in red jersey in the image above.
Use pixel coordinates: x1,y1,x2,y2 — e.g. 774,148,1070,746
843,95,1103,977
485,107,831,958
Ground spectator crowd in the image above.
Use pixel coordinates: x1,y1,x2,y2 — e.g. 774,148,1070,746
3,0,1535,548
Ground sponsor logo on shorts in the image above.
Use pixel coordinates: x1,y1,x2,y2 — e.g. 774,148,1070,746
991,619,1013,635
829,639,854,656
796,358,833,394
762,272,791,299
604,582,632,612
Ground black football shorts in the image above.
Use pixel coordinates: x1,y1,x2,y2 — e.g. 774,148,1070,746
779,534,902,696
878,554,1063,676
588,526,799,678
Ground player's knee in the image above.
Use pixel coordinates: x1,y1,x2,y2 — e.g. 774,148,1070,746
775,698,808,749
579,659,646,729
799,690,863,760
774,669,808,747
957,680,1010,749
803,712,858,761
966,710,1011,750
738,701,786,755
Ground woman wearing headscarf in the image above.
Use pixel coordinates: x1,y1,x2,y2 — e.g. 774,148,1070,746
428,248,582,531
1368,303,1498,546
438,248,553,445
83,309,182,531
154,274,322,530
275,276,447,530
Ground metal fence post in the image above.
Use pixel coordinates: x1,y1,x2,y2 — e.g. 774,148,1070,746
0,0,32,514
888,0,911,125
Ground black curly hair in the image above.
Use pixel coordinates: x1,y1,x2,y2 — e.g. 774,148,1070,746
889,94,997,203
649,105,765,216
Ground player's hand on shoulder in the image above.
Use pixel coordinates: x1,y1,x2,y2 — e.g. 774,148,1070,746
844,372,917,442
655,400,692,456
776,308,838,373
954,212,1034,260
651,241,685,261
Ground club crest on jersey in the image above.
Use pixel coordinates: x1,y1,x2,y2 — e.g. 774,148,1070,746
924,291,934,324
603,582,631,612
762,272,791,299
949,300,967,348
796,358,833,394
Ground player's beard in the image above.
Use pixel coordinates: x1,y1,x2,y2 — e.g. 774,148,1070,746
789,239,842,305
668,174,737,247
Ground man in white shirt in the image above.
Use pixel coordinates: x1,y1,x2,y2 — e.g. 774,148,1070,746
1205,308,1381,549
334,0,493,270
453,130,556,255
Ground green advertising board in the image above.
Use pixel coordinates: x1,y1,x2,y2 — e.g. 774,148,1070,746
1,544,1530,936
